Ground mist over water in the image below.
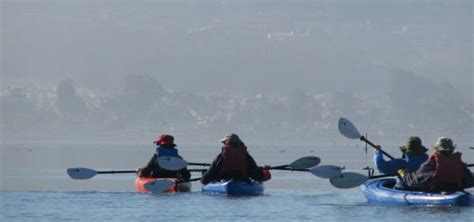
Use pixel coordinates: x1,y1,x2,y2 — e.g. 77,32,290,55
2,0,472,146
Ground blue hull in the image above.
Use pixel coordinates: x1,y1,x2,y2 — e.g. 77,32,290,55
202,180,264,196
361,177,471,206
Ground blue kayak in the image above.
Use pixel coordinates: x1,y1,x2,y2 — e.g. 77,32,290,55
202,180,264,196
361,177,471,206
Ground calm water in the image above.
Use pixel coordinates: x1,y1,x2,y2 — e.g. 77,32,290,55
1,189,473,222
1,143,473,221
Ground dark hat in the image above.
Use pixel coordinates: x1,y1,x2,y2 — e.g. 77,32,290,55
399,136,428,155
154,134,176,146
219,133,243,145
433,137,455,152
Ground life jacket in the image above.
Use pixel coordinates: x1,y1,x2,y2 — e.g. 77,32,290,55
219,144,248,179
156,146,179,157
427,152,465,192
155,146,180,167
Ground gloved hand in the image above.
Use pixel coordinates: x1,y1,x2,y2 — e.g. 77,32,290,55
262,165,271,170
397,169,407,177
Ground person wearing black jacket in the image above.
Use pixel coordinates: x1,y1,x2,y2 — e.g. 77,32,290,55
137,134,191,180
201,133,271,185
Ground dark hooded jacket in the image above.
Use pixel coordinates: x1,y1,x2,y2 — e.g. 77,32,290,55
201,144,266,185
137,146,191,180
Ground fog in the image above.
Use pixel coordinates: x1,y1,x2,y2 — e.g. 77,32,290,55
1,0,473,145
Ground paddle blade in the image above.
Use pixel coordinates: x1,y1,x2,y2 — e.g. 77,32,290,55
310,165,343,178
144,179,175,193
157,156,188,171
67,167,97,180
289,156,321,169
338,117,361,139
330,172,368,189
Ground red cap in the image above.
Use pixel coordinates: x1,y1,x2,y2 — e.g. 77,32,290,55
154,134,176,146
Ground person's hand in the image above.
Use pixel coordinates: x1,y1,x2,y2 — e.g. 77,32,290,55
262,165,271,170
397,169,407,177
373,145,381,151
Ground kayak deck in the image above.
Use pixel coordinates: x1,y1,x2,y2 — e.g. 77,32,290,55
135,177,191,193
202,180,264,196
361,177,471,206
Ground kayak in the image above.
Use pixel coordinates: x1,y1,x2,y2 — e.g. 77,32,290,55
361,177,471,206
202,180,264,196
135,177,191,193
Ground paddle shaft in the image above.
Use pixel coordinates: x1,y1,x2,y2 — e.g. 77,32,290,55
368,164,474,179
96,169,206,175
97,170,136,174
271,168,309,172
188,162,210,167
176,177,202,184
360,136,395,160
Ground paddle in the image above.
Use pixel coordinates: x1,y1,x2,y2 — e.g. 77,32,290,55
338,117,395,160
269,156,321,170
158,156,321,171
329,163,474,189
144,177,202,193
329,172,372,189
67,168,136,180
67,167,206,180
156,156,212,171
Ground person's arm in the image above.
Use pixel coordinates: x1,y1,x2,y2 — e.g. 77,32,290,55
462,165,474,189
201,154,222,185
176,154,191,180
401,159,436,188
178,167,191,180
373,150,405,175
247,153,266,181
137,155,156,177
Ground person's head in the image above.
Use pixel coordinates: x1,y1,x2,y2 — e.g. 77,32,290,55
220,133,244,146
433,137,456,155
399,136,428,155
154,134,176,147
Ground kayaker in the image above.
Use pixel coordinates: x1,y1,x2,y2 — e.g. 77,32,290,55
201,133,271,185
137,134,191,180
373,136,429,175
397,137,474,192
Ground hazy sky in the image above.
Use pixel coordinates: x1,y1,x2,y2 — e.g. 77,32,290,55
2,0,472,98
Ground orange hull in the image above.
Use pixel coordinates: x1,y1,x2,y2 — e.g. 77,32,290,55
135,177,191,193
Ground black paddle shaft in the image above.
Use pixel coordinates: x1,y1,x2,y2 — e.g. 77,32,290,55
97,170,137,174
360,136,395,160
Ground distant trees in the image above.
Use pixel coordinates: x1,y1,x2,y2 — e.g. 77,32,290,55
0,88,37,135
56,78,87,116
118,74,169,124
388,69,473,134
1,73,472,142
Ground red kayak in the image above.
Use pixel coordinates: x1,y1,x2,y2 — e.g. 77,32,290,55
135,177,192,193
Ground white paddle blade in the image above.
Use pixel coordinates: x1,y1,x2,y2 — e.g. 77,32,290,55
338,117,361,139
310,165,343,178
144,180,175,193
289,156,321,169
157,156,188,171
67,168,97,180
330,172,368,189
